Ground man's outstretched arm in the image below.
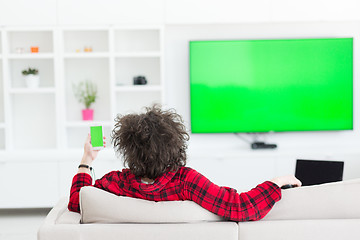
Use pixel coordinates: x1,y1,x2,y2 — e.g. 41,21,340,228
182,168,301,221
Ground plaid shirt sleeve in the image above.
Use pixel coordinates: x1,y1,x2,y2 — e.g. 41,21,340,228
68,173,92,213
182,168,282,221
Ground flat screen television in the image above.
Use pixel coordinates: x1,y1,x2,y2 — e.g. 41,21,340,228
189,38,353,133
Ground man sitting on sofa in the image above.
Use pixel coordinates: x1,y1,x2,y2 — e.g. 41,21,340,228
68,105,301,221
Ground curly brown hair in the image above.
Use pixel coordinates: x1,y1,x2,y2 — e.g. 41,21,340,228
111,105,189,179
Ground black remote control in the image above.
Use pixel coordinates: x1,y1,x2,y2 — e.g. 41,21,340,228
281,184,297,190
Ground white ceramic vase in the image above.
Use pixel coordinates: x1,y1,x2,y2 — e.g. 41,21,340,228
25,74,40,88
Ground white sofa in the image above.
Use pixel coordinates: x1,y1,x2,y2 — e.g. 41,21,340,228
38,178,360,240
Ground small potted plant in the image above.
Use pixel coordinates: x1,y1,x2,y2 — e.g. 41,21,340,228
73,80,98,121
22,67,39,88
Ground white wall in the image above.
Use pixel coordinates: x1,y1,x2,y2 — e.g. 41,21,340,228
165,0,360,24
2,0,360,26
0,0,165,26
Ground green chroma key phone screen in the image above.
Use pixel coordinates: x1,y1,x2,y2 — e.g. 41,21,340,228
90,126,103,147
189,38,353,133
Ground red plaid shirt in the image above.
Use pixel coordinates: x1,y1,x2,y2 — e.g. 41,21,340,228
68,167,281,221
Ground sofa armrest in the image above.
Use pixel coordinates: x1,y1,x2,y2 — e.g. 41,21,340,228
38,197,81,240
263,178,360,220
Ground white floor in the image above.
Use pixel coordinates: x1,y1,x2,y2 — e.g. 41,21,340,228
0,209,50,240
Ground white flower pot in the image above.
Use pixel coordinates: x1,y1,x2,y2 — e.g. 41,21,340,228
24,74,40,88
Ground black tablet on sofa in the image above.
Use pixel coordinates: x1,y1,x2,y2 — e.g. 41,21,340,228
295,159,344,186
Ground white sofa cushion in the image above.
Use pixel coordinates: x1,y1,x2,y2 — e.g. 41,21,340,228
238,219,360,240
80,186,223,223
39,198,238,240
263,178,360,220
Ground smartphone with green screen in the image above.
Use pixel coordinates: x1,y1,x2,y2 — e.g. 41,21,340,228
90,125,104,150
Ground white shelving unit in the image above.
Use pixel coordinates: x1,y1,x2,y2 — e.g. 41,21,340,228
0,25,164,152
0,25,164,208
60,26,164,149
113,27,163,117
1,28,57,151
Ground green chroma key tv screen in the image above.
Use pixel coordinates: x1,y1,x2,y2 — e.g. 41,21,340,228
189,38,353,133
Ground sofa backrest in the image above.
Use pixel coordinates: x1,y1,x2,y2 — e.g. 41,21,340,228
80,178,360,223
80,186,223,223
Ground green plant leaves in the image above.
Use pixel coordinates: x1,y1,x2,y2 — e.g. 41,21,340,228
72,80,98,109
22,67,39,75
